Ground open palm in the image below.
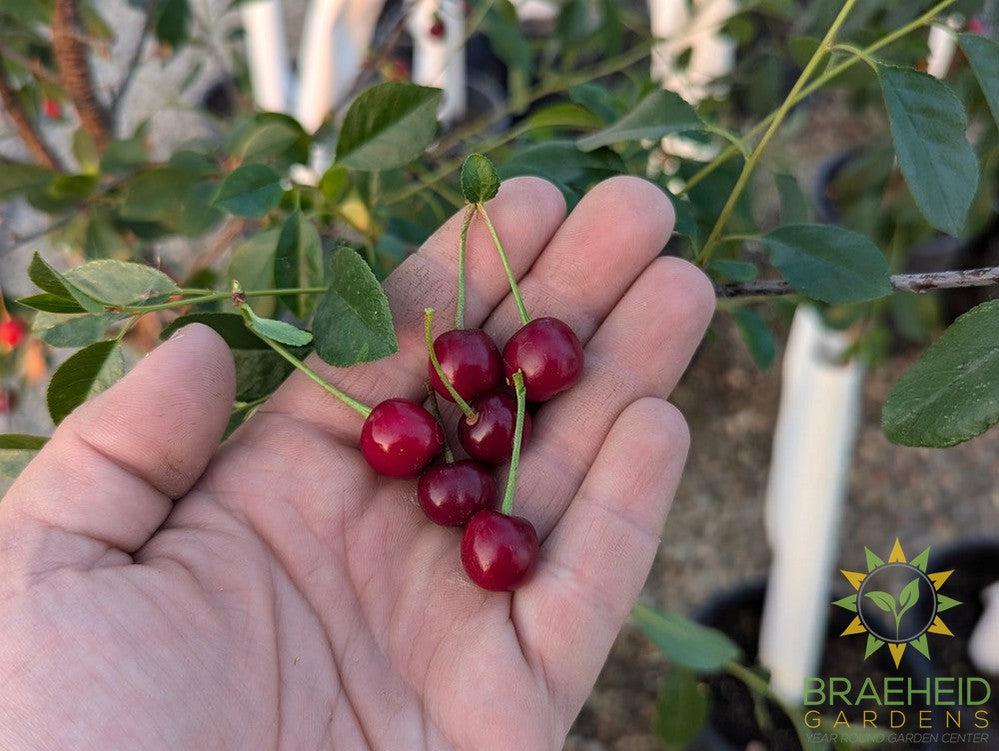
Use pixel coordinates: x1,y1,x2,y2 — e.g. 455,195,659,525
0,177,714,750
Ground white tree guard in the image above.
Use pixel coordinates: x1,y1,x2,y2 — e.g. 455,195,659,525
240,0,293,113
969,583,999,674
408,0,466,123
758,306,864,705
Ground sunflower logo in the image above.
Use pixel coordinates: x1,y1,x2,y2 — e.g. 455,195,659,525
834,539,961,668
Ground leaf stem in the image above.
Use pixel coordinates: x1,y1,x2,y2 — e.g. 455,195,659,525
478,204,530,325
455,206,474,329
121,286,328,313
500,370,526,516
424,308,478,421
680,0,955,198
696,0,862,267
725,662,814,751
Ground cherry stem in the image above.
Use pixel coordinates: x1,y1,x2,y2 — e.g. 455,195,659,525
455,206,474,329
426,387,454,464
500,370,526,516
424,307,478,422
477,204,530,325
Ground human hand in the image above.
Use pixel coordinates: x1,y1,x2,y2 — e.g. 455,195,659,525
0,177,714,750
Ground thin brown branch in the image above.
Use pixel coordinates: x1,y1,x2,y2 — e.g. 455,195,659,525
716,267,999,298
52,0,111,150
0,69,62,169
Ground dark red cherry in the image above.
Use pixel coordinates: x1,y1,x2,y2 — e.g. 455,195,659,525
428,328,502,403
458,389,532,464
417,460,497,526
461,510,539,591
503,317,584,402
429,17,445,38
360,399,444,478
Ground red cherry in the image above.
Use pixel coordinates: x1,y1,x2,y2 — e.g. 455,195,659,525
461,510,539,591
360,399,444,478
417,460,497,526
0,389,16,414
503,317,584,402
428,328,502,403
429,17,445,38
0,318,27,349
458,389,532,464
42,98,61,119
967,17,986,35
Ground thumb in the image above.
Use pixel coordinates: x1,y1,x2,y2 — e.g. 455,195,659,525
0,323,235,574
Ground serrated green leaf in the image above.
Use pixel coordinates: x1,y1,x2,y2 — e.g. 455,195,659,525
28,252,78,301
16,294,86,314
655,667,709,750
576,89,702,152
959,33,999,129
882,300,999,447
733,308,776,370
335,82,443,170
47,341,125,425
461,153,500,203
274,211,324,318
32,312,118,347
213,163,283,217
312,247,397,366
879,66,979,236
761,224,892,304
243,307,313,347
633,604,742,673
0,434,48,494
228,229,280,317
63,259,179,308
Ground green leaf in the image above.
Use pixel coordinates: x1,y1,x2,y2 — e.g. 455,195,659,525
335,82,443,170
85,214,130,259
229,113,309,163
155,0,189,48
958,33,999,128
32,312,117,347
242,307,313,347
898,578,920,616
482,1,533,74
461,153,500,204
16,294,86,314
63,259,179,308
28,252,82,302
864,591,897,614
733,308,776,370
523,102,603,131
160,312,296,401
576,89,702,152
274,211,324,318
100,136,149,173
709,259,758,283
774,173,811,224
760,224,892,304
0,160,54,199
655,667,709,750
882,300,999,447
0,434,48,494
319,165,350,204
212,163,283,217
72,128,100,173
228,229,280,317
119,167,222,236
498,140,624,184
633,604,742,673
46,340,125,425
313,246,398,367
879,66,979,236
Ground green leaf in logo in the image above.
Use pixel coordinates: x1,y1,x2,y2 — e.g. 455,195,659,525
864,591,897,614
897,578,920,617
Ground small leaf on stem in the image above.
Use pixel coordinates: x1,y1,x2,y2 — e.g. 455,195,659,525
460,153,500,204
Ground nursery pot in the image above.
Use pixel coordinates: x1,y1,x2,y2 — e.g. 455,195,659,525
692,579,943,751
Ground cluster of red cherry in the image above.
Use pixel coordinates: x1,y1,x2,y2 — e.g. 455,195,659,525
0,317,27,414
300,191,583,592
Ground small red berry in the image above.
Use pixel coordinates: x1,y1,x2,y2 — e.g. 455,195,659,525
360,399,444,478
0,318,27,349
42,98,61,119
461,510,539,591
0,388,16,414
417,460,497,526
428,328,502,403
429,16,445,38
503,317,584,402
458,389,532,464
967,17,987,35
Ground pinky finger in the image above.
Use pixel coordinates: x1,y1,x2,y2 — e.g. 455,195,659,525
514,397,690,721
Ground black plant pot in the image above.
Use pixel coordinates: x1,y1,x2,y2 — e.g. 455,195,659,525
690,579,943,751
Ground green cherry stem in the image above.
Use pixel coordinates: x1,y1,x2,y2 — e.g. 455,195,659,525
425,387,455,464
455,205,475,329
424,307,478,422
477,204,530,326
500,370,527,516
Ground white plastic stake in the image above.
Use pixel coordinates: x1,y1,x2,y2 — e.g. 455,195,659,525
295,0,349,134
757,306,864,705
408,0,466,123
240,0,293,113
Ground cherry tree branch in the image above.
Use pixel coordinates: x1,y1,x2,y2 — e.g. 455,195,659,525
52,0,111,150
716,266,999,298
0,69,62,169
